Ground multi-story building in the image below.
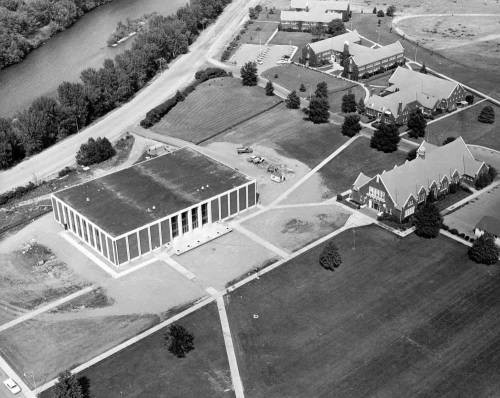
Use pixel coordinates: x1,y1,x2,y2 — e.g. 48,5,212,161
350,138,488,221
365,67,467,124
301,30,361,66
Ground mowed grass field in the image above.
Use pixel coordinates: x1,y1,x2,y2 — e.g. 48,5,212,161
263,64,366,112
206,103,349,168
317,136,407,195
241,20,278,45
152,77,281,144
40,304,233,398
227,225,500,398
423,101,500,151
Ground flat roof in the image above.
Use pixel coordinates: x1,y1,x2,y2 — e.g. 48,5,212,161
54,148,252,237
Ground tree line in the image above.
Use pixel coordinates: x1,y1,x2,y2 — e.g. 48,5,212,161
0,0,232,171
0,0,113,70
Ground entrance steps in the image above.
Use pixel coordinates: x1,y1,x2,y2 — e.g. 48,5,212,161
171,222,232,255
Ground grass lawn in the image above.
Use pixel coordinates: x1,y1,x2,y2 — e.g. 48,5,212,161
263,64,366,112
422,101,500,151
40,303,232,398
152,77,281,144
241,21,278,45
227,224,500,397
269,31,313,61
0,314,160,388
206,103,349,168
318,136,407,195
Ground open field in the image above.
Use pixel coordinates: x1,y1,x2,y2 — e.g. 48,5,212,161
269,31,313,61
241,20,278,44
422,101,500,151
0,313,159,387
152,77,281,144
205,103,349,168
241,204,350,252
350,13,500,101
317,136,407,197
263,64,367,112
40,304,232,398
0,241,89,323
351,0,500,14
227,224,500,397
444,184,500,237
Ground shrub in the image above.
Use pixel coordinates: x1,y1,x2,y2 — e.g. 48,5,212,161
468,233,499,265
449,228,458,235
265,81,274,96
194,67,229,82
341,114,362,137
370,121,400,152
442,136,456,145
76,137,116,166
386,5,396,16
372,7,377,13
165,324,194,358
406,148,417,161
459,232,466,238
336,193,343,201
58,166,75,178
0,182,39,206
414,202,442,238
478,105,495,123
319,241,342,271
441,224,449,231
377,9,385,17
465,94,474,105
299,83,306,92
274,73,278,78
240,61,258,86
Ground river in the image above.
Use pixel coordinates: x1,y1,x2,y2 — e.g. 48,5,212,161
0,0,186,117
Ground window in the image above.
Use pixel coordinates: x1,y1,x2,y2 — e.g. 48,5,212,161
418,189,426,203
201,203,208,225
171,216,179,238
181,211,189,233
368,186,385,201
191,207,198,229
404,206,415,218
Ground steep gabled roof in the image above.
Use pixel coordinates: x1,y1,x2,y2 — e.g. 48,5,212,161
349,41,404,67
366,89,440,117
308,30,361,54
475,216,500,237
353,172,371,190
354,137,485,210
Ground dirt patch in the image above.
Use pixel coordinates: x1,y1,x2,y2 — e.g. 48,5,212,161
50,287,114,314
282,218,314,234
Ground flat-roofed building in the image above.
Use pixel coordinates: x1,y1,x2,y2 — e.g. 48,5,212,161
280,9,341,31
290,0,350,19
51,148,257,266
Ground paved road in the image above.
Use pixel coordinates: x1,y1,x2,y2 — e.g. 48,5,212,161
0,0,257,193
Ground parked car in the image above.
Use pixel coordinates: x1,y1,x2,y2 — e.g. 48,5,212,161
271,173,286,183
237,146,253,154
247,155,264,164
3,379,21,395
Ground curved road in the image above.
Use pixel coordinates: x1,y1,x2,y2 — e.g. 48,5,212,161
0,0,257,193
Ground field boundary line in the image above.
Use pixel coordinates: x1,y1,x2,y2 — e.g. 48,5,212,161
35,295,215,394
195,100,284,145
216,296,245,398
265,27,279,45
0,285,96,333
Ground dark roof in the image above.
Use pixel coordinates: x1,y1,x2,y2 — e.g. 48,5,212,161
475,216,500,237
54,148,251,237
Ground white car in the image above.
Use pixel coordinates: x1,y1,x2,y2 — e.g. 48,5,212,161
3,379,21,394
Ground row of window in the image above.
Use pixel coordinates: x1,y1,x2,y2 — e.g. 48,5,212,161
52,197,116,264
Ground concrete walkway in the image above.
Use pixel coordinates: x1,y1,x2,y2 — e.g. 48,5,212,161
216,296,245,398
232,224,290,259
440,229,472,247
0,285,95,333
442,180,500,216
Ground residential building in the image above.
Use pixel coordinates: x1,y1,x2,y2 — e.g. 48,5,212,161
344,40,405,80
302,30,361,66
365,67,466,124
51,148,257,266
474,216,500,246
350,138,488,221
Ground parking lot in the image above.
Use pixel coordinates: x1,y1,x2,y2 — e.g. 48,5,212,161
230,44,297,72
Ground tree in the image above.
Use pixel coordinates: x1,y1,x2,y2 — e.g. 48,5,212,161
420,63,427,74
386,5,396,16
165,324,194,358
53,370,83,398
309,94,329,123
311,22,326,39
76,137,116,166
340,45,351,78
0,118,24,170
341,93,356,113
442,136,456,145
377,9,385,17
315,81,328,98
265,81,274,96
57,81,89,131
407,148,417,161
357,97,366,114
341,114,362,137
240,61,258,86
468,233,499,265
286,90,301,109
478,105,495,123
414,202,442,238
299,83,306,92
319,241,342,271
370,121,400,152
465,94,474,105
327,19,346,36
372,7,377,13
407,108,427,138
475,166,497,189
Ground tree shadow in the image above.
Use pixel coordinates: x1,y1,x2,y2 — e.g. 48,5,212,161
78,376,91,398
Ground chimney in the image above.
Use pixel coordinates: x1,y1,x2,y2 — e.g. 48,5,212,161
397,102,403,116
417,145,426,159
343,41,349,53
